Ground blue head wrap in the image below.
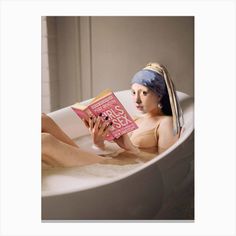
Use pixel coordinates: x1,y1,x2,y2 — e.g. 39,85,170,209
131,69,167,98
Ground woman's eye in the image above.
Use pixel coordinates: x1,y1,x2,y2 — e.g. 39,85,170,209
143,91,148,96
131,90,136,95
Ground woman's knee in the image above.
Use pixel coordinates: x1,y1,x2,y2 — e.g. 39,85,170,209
42,113,52,131
42,133,57,153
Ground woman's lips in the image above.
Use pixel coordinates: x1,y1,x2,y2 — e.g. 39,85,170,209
136,105,143,110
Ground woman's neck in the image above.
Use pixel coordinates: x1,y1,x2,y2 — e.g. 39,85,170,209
143,107,163,118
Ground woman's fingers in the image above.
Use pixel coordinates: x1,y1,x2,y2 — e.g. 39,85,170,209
97,118,107,133
89,116,102,134
88,116,95,131
102,123,112,137
93,116,101,133
88,115,112,138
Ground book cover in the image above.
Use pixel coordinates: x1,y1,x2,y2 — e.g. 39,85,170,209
71,90,138,141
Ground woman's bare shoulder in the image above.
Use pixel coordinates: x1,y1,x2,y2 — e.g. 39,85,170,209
157,116,174,134
157,115,178,150
159,116,173,125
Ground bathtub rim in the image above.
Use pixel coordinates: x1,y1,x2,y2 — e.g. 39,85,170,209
42,91,194,197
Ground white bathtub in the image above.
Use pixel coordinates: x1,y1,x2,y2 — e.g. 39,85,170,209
42,90,194,220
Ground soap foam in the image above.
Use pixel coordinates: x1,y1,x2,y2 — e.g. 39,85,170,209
42,134,157,196
42,163,143,196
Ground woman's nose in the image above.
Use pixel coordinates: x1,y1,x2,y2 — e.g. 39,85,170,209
135,95,142,104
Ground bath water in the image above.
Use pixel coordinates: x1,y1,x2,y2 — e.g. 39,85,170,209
42,163,144,196
42,135,157,196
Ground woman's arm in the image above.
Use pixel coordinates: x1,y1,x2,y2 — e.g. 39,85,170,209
42,113,78,147
157,117,179,154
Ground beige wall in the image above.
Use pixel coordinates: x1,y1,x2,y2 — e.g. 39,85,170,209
41,16,51,113
91,16,194,96
43,16,194,112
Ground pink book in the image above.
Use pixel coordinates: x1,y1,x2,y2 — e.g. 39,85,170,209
71,89,138,141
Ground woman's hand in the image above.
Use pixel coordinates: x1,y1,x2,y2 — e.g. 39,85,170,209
82,114,139,153
83,115,111,149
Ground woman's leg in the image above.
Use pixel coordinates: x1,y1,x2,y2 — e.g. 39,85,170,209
42,133,104,167
42,113,78,147
42,154,56,169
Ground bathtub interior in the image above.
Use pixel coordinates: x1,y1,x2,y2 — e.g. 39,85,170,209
42,90,194,197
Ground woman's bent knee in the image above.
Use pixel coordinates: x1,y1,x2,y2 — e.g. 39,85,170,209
42,114,53,132
42,132,52,141
41,133,57,153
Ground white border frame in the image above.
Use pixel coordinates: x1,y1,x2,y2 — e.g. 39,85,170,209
0,0,235,236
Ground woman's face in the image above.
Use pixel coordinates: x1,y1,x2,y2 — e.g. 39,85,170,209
131,83,159,114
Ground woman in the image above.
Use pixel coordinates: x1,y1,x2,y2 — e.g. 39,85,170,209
42,62,183,167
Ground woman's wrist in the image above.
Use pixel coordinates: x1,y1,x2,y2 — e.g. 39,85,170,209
94,141,105,150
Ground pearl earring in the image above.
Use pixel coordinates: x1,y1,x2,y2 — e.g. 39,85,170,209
158,103,162,109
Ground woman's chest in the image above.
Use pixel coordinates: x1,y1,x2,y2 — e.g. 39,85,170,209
130,119,160,148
